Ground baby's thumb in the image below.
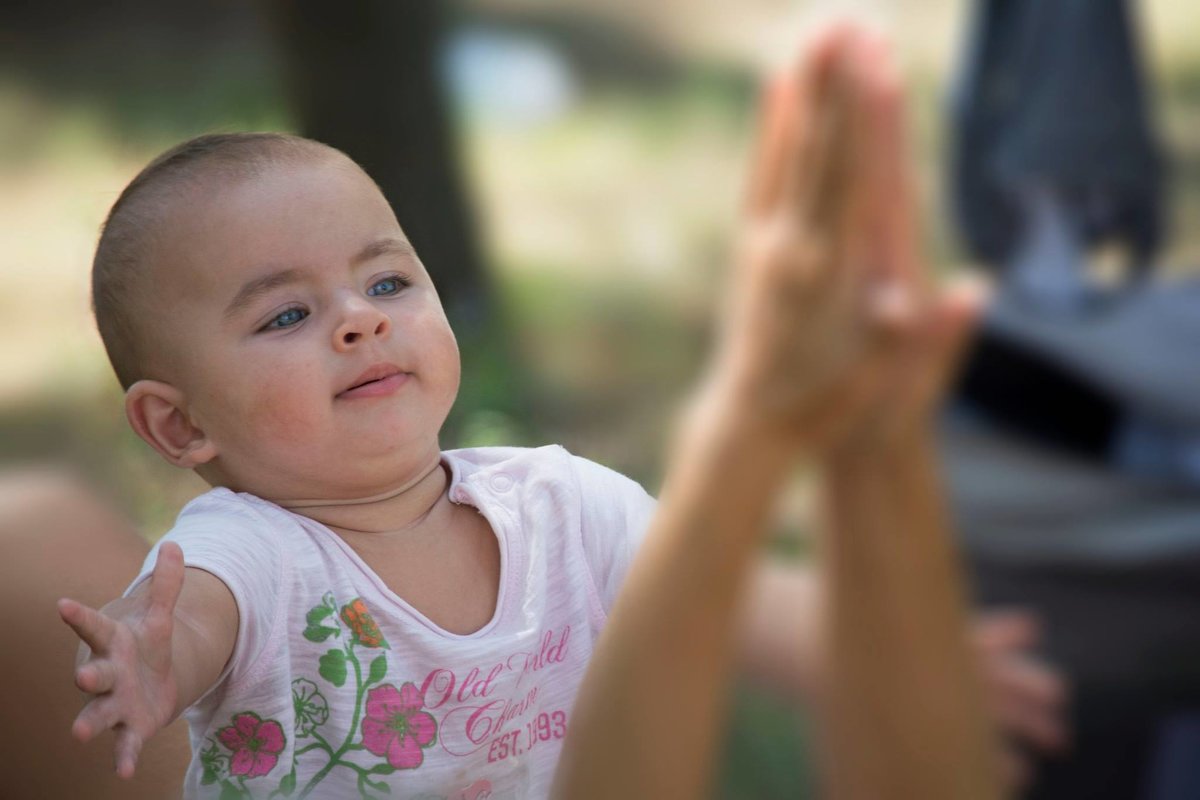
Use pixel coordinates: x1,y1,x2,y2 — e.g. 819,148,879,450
148,542,185,618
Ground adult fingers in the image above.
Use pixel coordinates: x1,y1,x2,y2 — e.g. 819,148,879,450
973,609,1041,655
866,37,923,293
994,692,1069,755
894,276,986,420
987,658,1070,753
989,655,1069,719
115,725,145,779
742,75,799,219
817,29,901,318
925,276,988,395
998,741,1033,793
781,26,862,244
745,21,849,219
58,597,117,655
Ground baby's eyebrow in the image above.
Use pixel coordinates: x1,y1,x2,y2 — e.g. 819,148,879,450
352,237,417,266
223,268,304,320
223,238,416,321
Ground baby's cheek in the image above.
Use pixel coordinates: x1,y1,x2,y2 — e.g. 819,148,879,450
241,371,325,439
417,309,461,387
255,401,316,441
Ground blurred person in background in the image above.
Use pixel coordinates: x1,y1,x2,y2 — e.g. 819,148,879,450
950,0,1163,313
946,0,1200,798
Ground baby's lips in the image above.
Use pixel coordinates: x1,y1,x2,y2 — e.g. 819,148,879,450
336,362,405,396
336,370,411,400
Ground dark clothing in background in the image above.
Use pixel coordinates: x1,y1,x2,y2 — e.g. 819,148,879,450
949,0,1164,270
946,3,1199,798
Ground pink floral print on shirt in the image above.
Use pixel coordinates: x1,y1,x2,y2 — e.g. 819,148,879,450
198,711,287,797
217,712,286,778
361,682,439,769
199,593,435,799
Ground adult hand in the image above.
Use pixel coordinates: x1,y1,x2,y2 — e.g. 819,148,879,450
974,610,1070,789
697,24,976,460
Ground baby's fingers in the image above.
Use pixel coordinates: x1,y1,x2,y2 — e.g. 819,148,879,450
75,659,118,694
115,726,145,779
58,597,116,655
72,696,123,744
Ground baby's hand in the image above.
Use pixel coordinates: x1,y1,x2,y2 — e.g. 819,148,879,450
57,542,185,778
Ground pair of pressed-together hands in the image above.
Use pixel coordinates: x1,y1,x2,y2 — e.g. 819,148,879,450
59,23,1064,794
561,23,1063,799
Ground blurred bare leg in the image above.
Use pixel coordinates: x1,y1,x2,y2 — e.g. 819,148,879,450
0,470,189,799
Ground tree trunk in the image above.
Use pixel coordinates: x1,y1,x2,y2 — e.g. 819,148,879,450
267,0,492,337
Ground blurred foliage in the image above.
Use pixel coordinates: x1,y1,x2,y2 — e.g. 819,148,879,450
719,683,815,799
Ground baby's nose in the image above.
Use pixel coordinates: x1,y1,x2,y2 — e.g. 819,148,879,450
334,302,391,349
341,323,387,346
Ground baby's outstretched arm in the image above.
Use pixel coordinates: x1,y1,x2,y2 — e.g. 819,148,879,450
57,542,237,778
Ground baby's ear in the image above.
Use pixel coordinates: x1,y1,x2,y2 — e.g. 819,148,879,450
124,380,217,468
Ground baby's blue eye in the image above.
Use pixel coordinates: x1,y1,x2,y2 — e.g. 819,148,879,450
367,276,408,297
263,307,308,330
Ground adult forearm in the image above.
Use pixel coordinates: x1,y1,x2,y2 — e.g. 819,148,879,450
820,435,999,800
555,404,795,799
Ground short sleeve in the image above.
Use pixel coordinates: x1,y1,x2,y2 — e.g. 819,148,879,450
123,490,286,698
569,455,658,614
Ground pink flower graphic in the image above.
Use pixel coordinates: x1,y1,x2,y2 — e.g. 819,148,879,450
361,682,438,769
216,712,286,778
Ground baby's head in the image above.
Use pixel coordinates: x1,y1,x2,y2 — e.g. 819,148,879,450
92,132,461,501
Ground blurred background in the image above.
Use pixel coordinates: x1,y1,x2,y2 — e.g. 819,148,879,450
2,0,1199,796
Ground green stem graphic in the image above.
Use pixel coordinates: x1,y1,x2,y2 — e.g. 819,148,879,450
295,742,327,758
310,729,336,756
340,643,366,754
297,642,367,799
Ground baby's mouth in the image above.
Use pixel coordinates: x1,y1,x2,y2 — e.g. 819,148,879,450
337,363,408,399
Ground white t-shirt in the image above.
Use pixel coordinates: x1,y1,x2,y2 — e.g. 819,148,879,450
125,445,656,800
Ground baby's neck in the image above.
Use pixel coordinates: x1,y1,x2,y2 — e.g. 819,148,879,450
277,453,450,537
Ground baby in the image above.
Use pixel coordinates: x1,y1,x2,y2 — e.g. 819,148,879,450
57,24,1063,800
68,128,648,799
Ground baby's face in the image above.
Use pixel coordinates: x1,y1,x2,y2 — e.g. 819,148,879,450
147,155,461,499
